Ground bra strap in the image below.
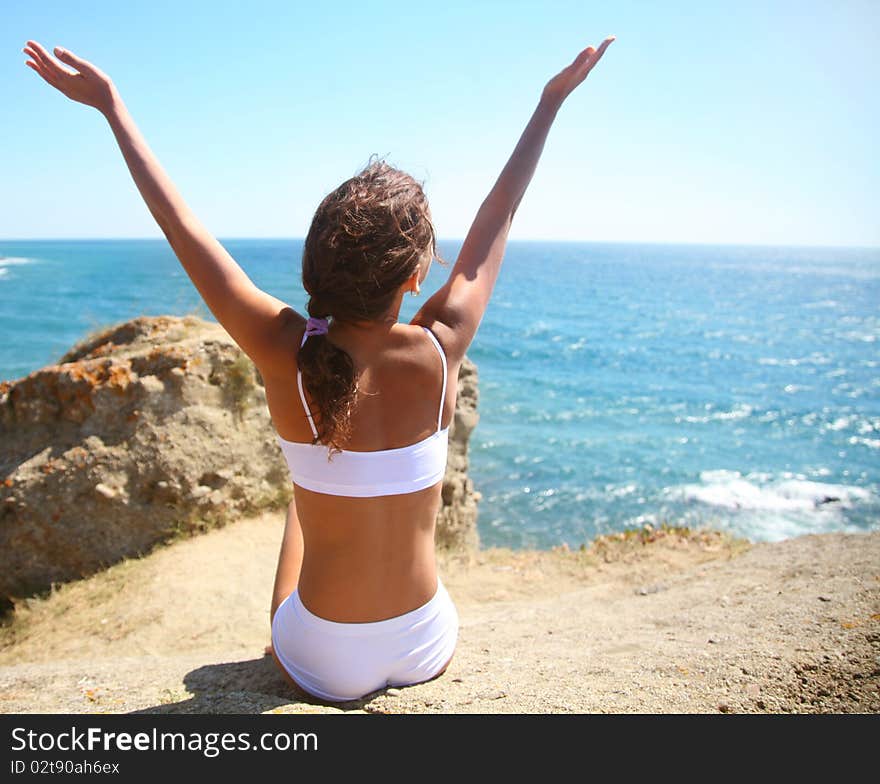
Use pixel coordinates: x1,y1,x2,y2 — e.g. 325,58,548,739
421,326,448,432
298,330,319,439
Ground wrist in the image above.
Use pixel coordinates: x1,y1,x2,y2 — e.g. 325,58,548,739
100,85,124,121
537,90,564,115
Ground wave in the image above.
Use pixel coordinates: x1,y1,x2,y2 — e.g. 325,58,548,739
661,471,877,541
666,470,874,513
0,256,36,267
0,257,36,280
758,353,832,366
675,403,753,424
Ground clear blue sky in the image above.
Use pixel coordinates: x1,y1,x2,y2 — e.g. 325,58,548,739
3,0,878,246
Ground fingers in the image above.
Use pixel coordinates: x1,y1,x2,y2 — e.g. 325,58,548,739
24,40,53,69
23,43,52,78
23,50,60,88
54,46,97,76
24,59,47,82
596,35,616,57
574,35,616,78
572,46,595,68
586,36,615,63
23,40,76,78
571,35,615,70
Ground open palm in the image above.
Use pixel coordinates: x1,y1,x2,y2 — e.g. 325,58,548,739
543,36,615,104
23,40,117,114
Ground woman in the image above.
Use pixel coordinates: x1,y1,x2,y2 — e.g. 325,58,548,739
23,34,615,703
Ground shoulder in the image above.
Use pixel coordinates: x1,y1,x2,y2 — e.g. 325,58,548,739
408,313,461,368
257,311,306,380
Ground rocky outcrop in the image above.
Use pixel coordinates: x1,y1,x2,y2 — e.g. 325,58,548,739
0,315,480,604
437,359,481,551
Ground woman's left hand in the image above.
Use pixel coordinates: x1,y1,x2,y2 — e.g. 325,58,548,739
541,35,615,107
23,40,118,115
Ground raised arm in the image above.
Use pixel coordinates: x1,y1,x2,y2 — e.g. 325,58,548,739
412,36,615,363
22,41,299,373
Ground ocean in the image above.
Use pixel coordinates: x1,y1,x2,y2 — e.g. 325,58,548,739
1,239,878,548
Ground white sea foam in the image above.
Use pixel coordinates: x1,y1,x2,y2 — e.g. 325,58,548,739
604,482,638,499
804,300,841,309
0,256,35,267
758,353,831,367
858,418,879,434
524,320,552,337
676,403,753,424
662,471,876,541
824,415,853,431
669,470,873,511
0,257,36,280
843,332,878,343
849,436,880,450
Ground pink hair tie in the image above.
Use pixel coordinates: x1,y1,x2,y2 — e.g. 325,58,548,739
305,316,329,337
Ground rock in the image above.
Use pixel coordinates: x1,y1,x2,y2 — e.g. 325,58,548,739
94,483,117,500
0,315,481,603
435,357,481,552
635,583,668,596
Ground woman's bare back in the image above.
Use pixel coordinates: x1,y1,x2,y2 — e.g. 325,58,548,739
264,318,458,621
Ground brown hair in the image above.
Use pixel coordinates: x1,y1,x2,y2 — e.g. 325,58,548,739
299,155,448,458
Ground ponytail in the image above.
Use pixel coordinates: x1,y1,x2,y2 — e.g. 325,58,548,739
298,157,447,458
297,297,359,460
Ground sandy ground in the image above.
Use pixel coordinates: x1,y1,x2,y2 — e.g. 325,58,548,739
0,512,877,714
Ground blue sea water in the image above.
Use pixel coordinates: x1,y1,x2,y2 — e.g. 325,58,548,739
1,239,878,548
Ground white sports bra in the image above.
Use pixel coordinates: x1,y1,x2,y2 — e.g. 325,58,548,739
276,325,450,497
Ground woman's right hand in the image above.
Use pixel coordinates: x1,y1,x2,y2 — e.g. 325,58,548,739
542,35,616,106
23,40,119,115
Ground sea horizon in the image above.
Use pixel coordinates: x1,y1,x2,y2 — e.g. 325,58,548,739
2,237,879,251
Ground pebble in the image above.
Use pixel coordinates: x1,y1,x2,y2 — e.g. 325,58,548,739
95,483,116,500
385,688,402,697
718,703,731,713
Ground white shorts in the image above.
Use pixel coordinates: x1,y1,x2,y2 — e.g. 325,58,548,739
271,578,459,703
